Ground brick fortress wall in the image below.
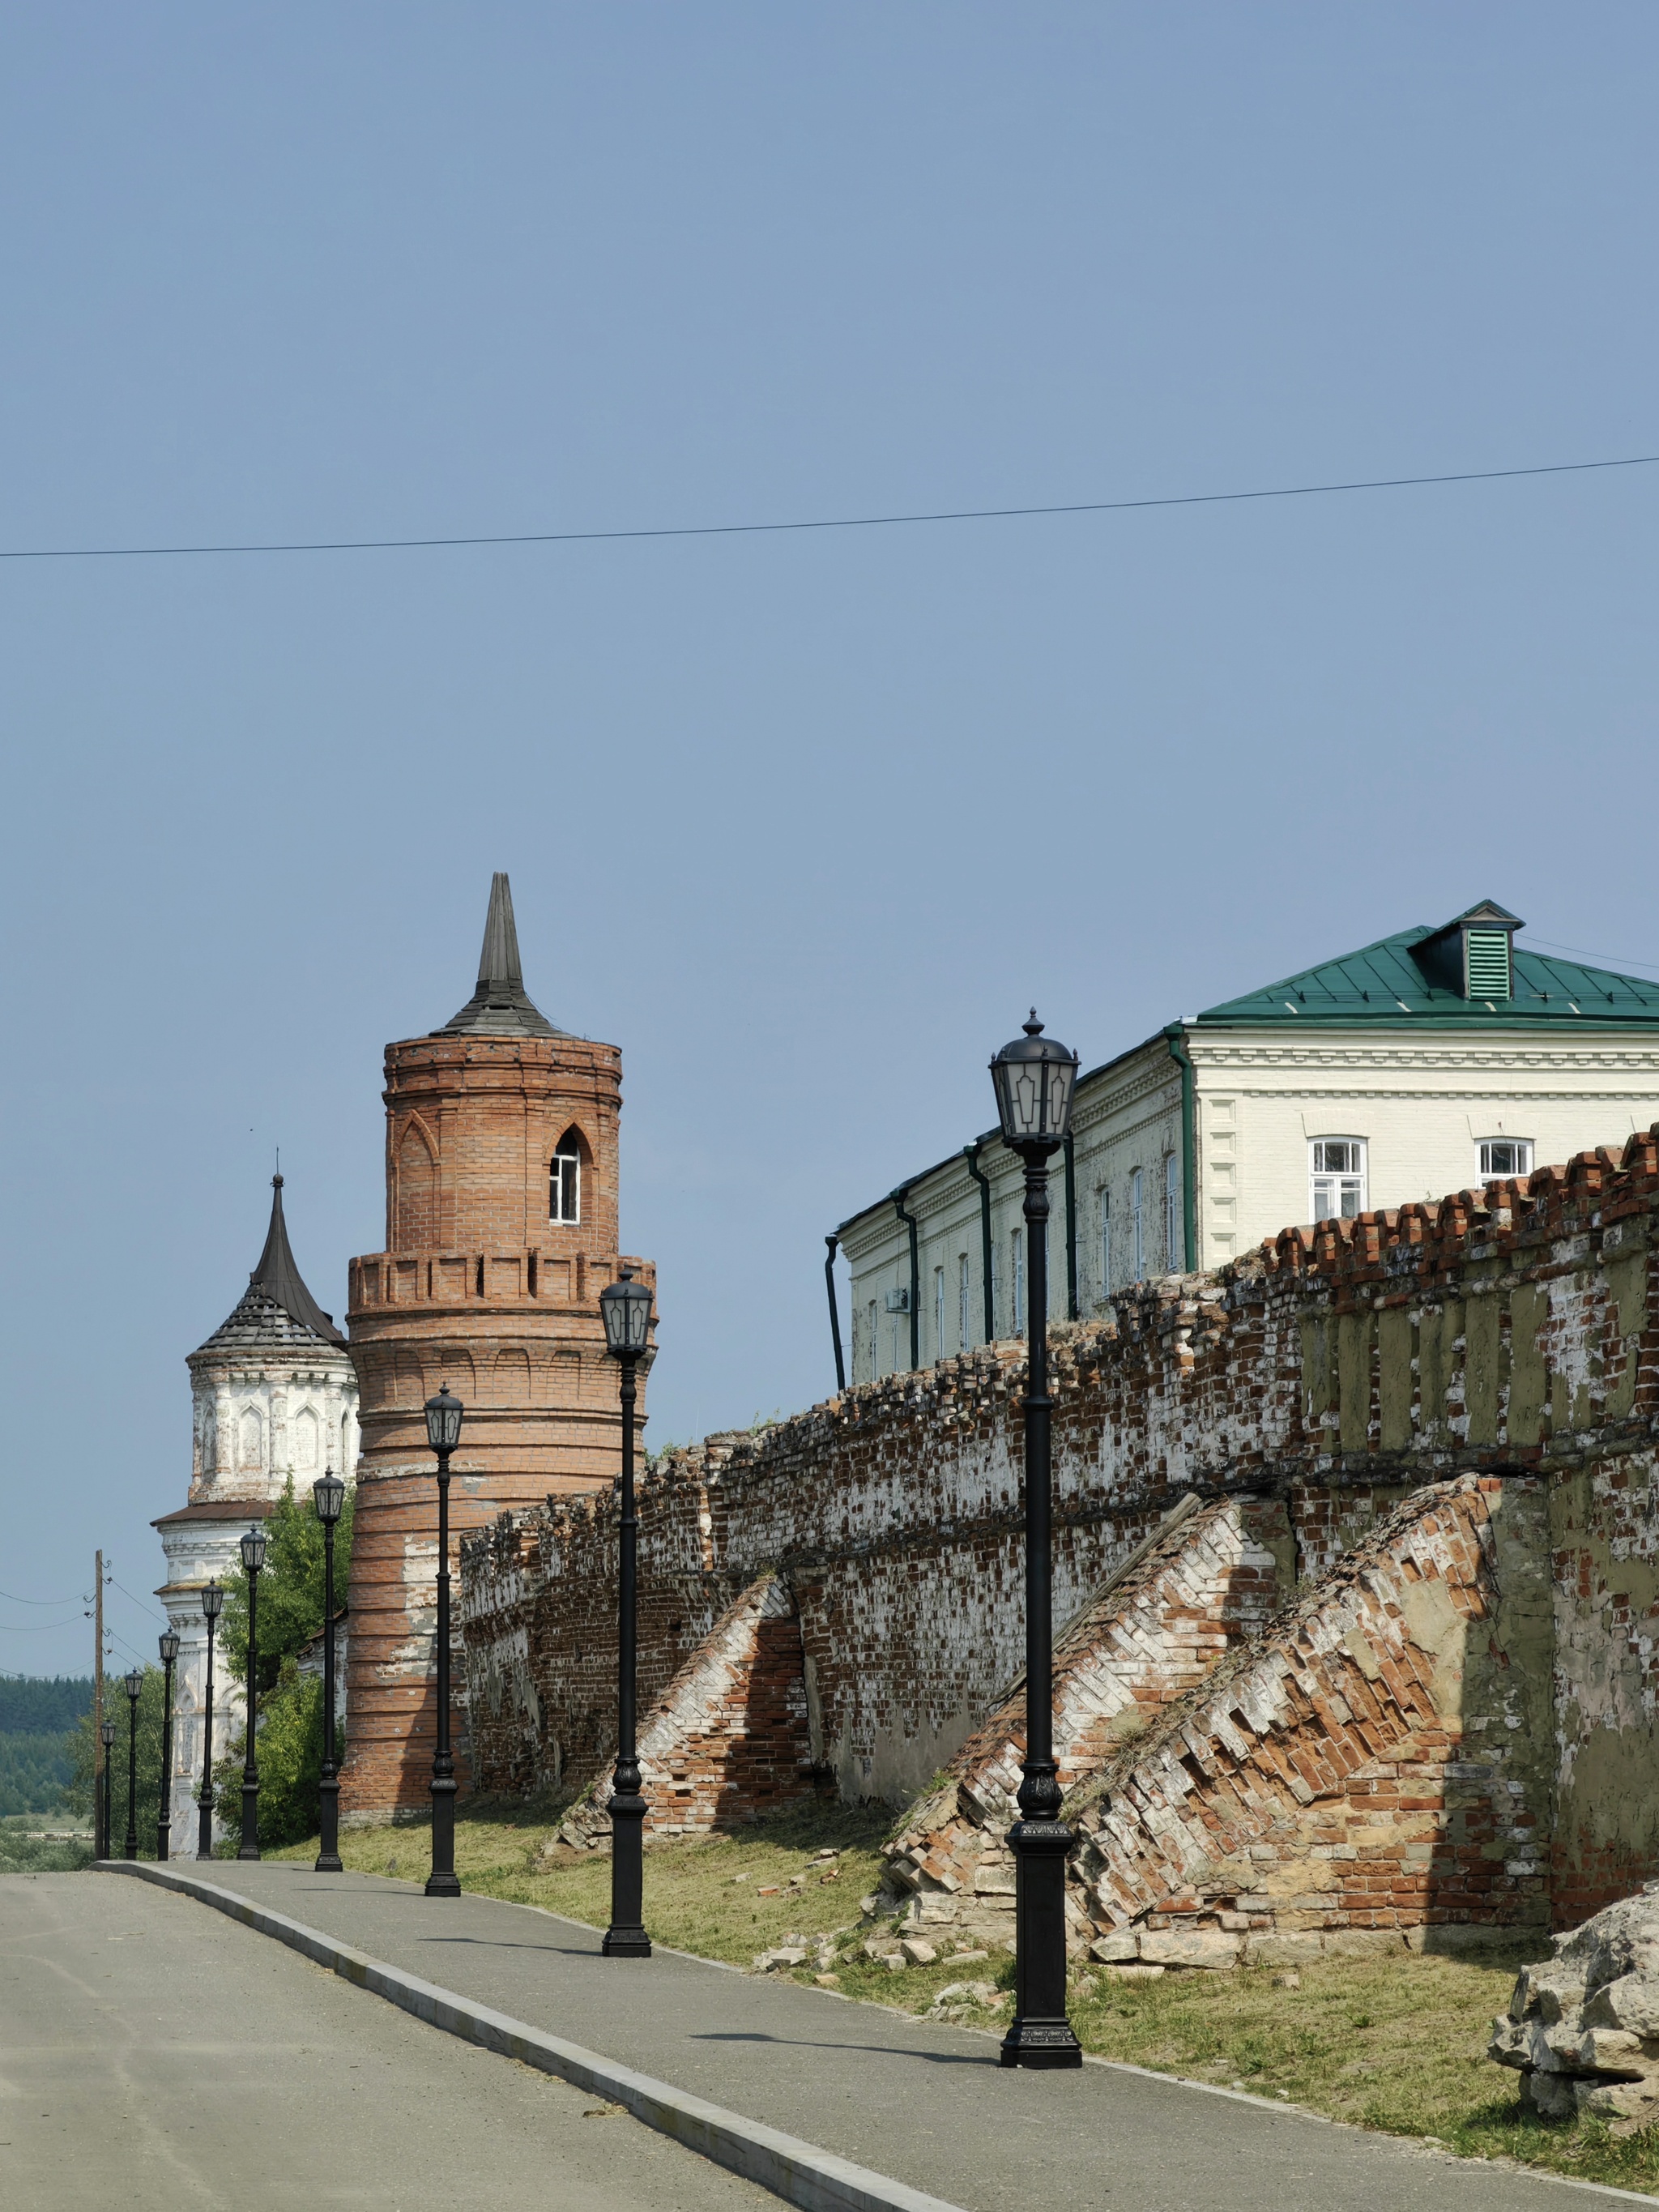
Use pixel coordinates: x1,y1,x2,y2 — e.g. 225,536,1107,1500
463,1129,1659,1940
343,1023,654,1820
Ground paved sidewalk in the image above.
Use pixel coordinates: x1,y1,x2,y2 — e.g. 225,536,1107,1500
119,1860,1646,2212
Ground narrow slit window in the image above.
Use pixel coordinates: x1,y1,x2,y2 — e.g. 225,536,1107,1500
1130,1168,1144,1281
1012,1228,1025,1333
958,1252,970,1352
934,1266,945,1360
1098,1189,1112,1297
550,1130,582,1223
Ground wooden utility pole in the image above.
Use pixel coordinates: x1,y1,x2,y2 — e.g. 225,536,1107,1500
92,1551,104,1850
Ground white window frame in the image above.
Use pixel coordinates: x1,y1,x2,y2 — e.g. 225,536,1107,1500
1011,1228,1025,1333
550,1140,582,1224
1098,1188,1111,1299
1130,1168,1144,1280
1310,1138,1367,1223
958,1252,970,1352
934,1266,946,1360
1478,1138,1533,1181
1164,1154,1180,1272
867,1299,878,1382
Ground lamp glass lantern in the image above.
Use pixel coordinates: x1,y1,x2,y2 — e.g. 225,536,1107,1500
124,1668,142,1703
313,1469,346,1525
989,1013,1080,1150
239,1526,267,1576
100,1719,115,1749
599,1269,653,1357
159,1629,179,1664
424,1386,464,1454
202,1579,223,1621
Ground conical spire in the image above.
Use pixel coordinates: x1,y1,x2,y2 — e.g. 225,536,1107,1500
441,873,562,1038
190,1176,347,1357
249,1176,346,1345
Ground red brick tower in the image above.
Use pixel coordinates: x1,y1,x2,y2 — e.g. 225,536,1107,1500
342,874,655,1818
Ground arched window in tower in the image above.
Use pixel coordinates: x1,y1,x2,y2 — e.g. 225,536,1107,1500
550,1128,584,1224
237,1406,263,1473
396,1121,437,1249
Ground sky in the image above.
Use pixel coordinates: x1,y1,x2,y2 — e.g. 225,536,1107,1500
4,4,1659,1677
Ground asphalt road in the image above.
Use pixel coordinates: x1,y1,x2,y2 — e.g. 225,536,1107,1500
0,1873,774,2212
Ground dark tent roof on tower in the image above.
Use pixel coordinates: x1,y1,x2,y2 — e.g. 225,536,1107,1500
190,1176,347,1356
441,873,566,1038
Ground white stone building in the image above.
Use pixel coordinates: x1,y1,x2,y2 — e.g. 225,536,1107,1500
836,902,1659,1382
153,1176,356,1851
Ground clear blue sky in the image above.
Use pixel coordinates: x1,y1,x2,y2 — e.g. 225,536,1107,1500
5,5,1658,1675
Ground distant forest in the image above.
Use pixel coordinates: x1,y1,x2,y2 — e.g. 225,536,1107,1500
0,1676,93,1733
0,1677,94,1817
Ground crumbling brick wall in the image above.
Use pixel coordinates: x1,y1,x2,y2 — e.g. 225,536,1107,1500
462,1129,1659,1933
558,1574,817,1845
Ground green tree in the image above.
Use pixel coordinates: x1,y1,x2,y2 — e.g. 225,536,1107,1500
219,1482,353,1691
66,1667,166,1852
212,1480,352,1850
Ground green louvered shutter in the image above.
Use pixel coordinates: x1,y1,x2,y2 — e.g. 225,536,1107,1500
1465,929,1512,1000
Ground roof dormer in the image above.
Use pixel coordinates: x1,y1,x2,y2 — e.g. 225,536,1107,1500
1410,900,1523,1002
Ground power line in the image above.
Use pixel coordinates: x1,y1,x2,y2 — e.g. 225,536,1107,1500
109,1577,165,1625
2,450,1657,564
1520,935,1659,978
0,1586,85,1606
0,1617,87,1632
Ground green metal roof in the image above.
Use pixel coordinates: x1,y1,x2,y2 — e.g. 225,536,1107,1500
1196,908,1659,1028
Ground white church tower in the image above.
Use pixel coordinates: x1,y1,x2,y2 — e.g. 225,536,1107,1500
153,1176,357,1851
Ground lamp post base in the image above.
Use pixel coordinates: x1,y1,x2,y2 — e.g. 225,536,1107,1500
603,1791,652,1959
197,1793,214,1861
156,1820,169,1864
426,1774,460,1896
602,1924,653,1958
999,1817,1083,2072
314,1774,343,1874
238,1779,261,1861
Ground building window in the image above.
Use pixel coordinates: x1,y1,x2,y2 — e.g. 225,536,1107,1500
934,1266,946,1360
1012,1229,1025,1333
1479,1137,1533,1180
868,1300,878,1381
1164,1155,1181,1272
958,1252,970,1352
1310,1138,1367,1221
1130,1168,1144,1280
549,1129,582,1223
1098,1189,1111,1297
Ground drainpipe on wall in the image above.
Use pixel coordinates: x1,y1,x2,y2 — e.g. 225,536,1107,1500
824,1234,846,1394
1164,1023,1197,1272
1063,1132,1079,1321
891,1187,921,1371
964,1141,996,1344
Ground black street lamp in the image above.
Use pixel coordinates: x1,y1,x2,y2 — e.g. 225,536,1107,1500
198,1579,222,1860
312,1467,346,1873
238,1526,267,1860
98,1718,115,1860
424,1386,464,1898
122,1668,142,1861
599,1266,654,1960
157,1629,179,1862
989,1011,1084,2071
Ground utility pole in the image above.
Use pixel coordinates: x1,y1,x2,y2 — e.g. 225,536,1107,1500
92,1550,104,1855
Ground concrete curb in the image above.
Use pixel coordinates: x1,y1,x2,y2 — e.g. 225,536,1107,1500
100,1860,966,2212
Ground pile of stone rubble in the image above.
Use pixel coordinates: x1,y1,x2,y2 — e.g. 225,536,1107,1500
1491,1885,1659,2125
